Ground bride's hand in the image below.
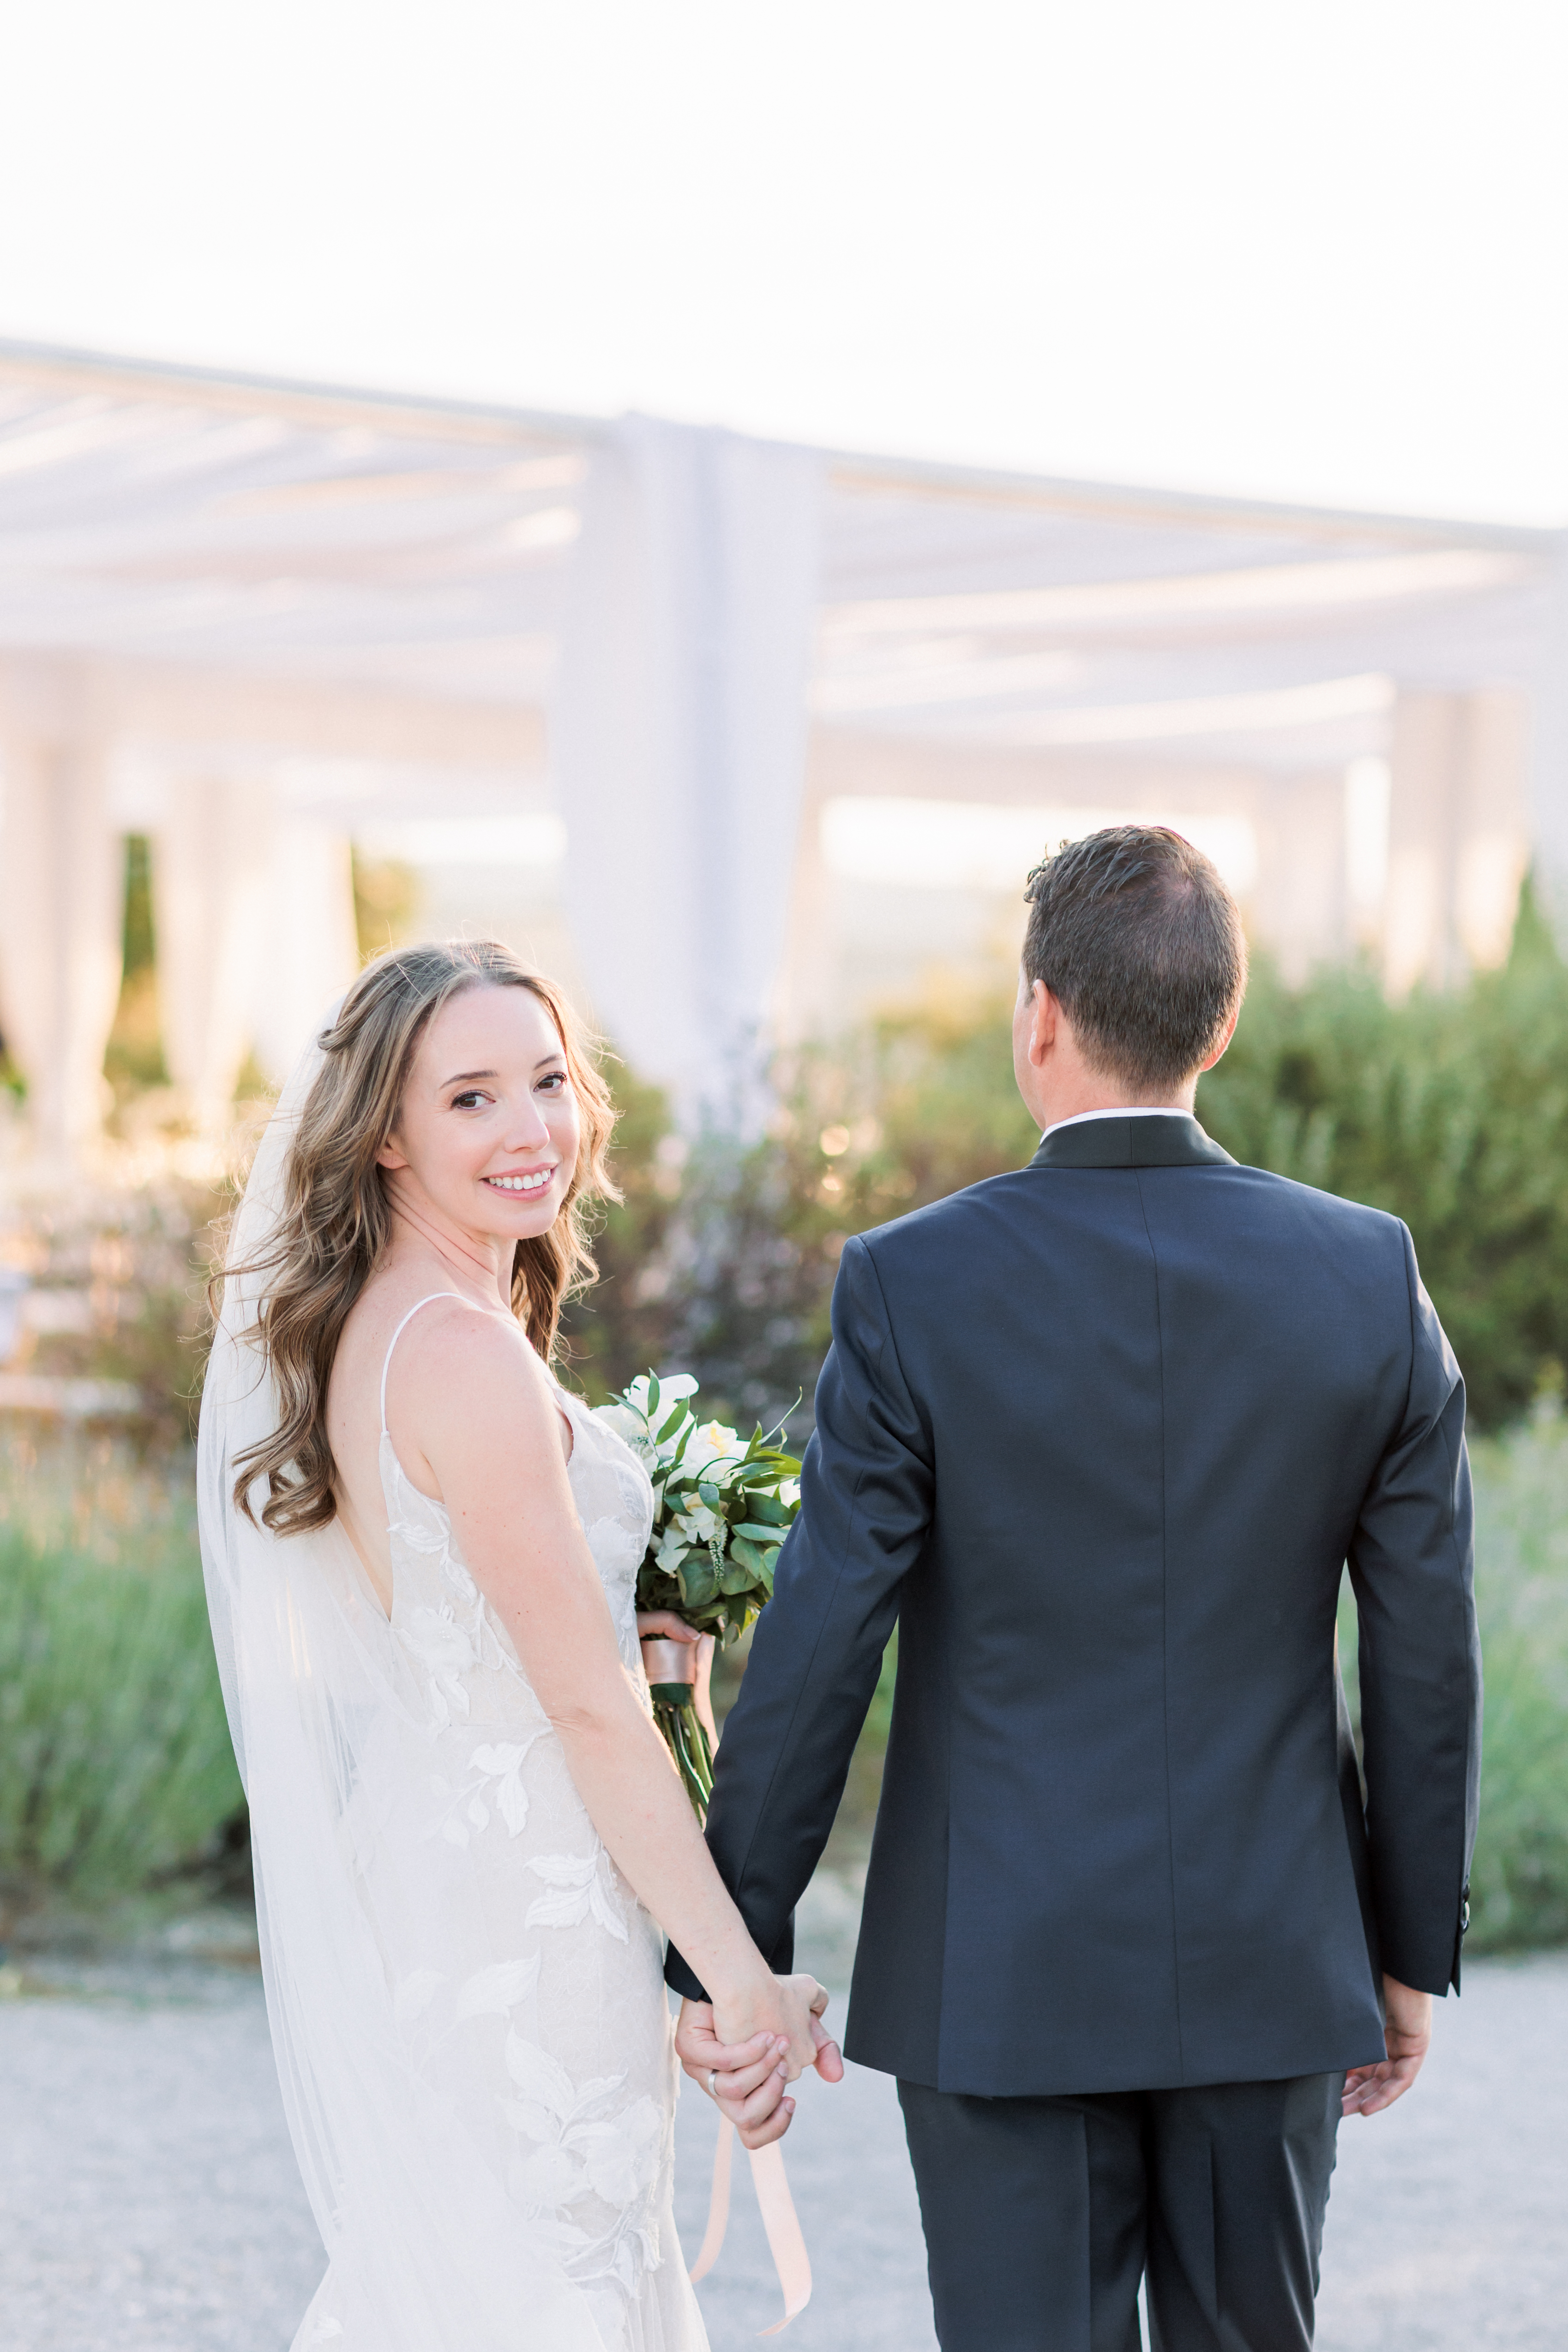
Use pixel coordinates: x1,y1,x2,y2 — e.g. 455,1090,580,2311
635,1612,700,1643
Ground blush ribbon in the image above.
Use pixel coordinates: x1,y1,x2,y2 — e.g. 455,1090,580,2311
689,2113,812,2334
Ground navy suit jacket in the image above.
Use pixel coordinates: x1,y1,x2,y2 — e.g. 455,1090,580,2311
666,1113,1482,2097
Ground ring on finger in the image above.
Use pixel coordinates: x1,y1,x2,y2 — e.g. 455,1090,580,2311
708,2069,719,2101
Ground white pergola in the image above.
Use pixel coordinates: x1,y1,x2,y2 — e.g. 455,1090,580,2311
0,336,1562,1156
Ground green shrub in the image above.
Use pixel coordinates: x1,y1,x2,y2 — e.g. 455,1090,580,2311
1197,887,1568,1429
1460,1415,1568,1949
1321,1417,1568,1956
0,1444,242,1912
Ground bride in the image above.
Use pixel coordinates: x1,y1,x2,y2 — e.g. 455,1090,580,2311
199,939,838,2352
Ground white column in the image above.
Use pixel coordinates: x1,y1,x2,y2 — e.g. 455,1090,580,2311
0,726,124,1162
247,817,360,1086
553,417,823,1109
1383,691,1530,994
1248,769,1348,984
1454,692,1530,968
152,775,275,1133
1526,542,1568,939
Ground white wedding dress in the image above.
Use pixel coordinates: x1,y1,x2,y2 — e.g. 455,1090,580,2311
199,1055,710,2352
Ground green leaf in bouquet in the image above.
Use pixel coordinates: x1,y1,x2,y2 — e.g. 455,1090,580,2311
731,1520,789,1543
634,1560,683,1616
677,1552,721,1609
743,1493,794,1528
717,1557,758,1595
727,1534,770,1578
697,1481,722,1508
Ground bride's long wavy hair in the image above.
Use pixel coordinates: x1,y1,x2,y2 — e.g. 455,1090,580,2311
228,940,619,1535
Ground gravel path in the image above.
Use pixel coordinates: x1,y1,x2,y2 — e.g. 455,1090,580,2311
0,1929,1560,2351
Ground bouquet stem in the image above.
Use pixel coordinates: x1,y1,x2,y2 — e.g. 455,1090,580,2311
642,1636,715,1818
648,1687,716,1816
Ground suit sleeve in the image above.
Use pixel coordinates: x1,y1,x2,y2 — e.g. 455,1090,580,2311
665,1233,933,2000
1346,1223,1482,1995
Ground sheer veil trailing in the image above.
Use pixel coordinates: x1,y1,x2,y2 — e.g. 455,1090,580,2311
197,1027,624,2352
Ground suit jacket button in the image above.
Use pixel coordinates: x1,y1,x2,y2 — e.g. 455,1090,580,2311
1460,1900,1471,1933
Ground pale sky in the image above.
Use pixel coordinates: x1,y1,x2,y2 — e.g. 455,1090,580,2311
1,0,1566,525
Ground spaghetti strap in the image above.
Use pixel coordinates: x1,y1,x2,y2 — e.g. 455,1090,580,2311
379,1294,470,1433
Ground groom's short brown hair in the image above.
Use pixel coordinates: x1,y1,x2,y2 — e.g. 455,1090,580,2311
1021,826,1247,1096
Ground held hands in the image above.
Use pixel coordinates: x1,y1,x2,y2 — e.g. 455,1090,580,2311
676,1977,845,2151
1341,1974,1433,2118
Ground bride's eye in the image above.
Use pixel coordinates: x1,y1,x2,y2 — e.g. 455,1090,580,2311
537,1070,568,1095
451,1089,486,1110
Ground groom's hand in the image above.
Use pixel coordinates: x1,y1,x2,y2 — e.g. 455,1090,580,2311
675,2005,797,2148
793,1977,847,2087
1341,1975,1433,2117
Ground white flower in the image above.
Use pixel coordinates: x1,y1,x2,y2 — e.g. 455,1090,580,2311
654,1524,692,1572
593,1402,646,1449
618,1371,697,1438
681,1419,742,1479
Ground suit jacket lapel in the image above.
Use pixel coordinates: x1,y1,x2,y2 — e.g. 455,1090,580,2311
1029,1113,1236,1171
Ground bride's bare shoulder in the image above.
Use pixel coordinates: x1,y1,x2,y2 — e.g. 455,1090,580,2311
351,1281,547,1427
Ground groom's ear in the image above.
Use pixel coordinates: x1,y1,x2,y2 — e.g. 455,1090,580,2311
1197,1007,1241,1074
1027,980,1062,1068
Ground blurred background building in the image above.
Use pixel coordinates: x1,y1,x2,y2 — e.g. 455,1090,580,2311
0,335,1564,1157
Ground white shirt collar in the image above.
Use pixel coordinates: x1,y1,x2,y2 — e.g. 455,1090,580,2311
1039,1105,1191,1143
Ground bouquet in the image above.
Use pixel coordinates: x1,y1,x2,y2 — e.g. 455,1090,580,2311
598,1372,800,1814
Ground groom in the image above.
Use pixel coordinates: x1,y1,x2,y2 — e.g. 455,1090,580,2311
669,824,1480,2350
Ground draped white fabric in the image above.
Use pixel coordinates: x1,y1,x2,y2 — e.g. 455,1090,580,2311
0,730,123,1160
554,417,823,1106
246,820,360,1087
198,1041,709,2352
152,775,274,1132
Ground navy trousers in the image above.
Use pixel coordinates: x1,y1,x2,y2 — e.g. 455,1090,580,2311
898,2072,1343,2352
